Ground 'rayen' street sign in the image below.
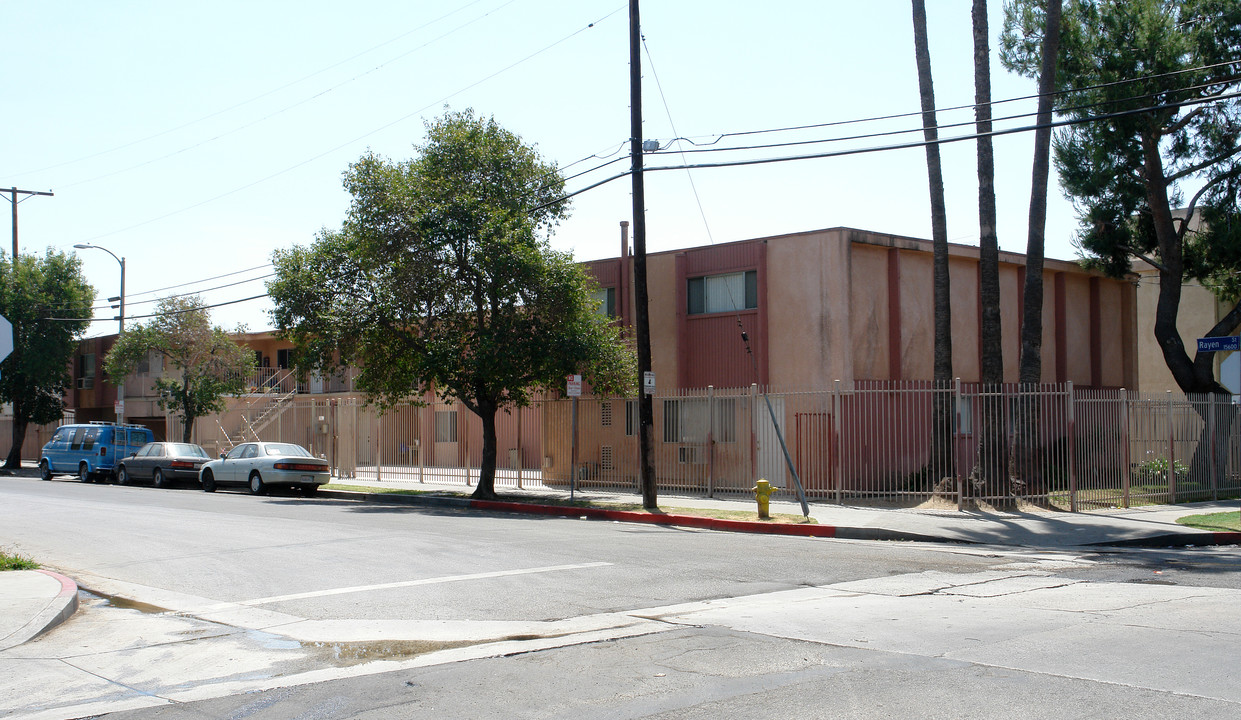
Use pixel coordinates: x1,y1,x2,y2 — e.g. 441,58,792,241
1197,335,1241,353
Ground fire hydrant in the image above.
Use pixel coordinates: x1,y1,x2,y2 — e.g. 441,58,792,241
752,478,780,519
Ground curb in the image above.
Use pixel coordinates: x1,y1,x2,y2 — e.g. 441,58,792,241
1,570,79,650
1088,531,1241,548
318,489,964,543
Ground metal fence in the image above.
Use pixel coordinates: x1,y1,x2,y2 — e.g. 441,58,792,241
105,381,1241,511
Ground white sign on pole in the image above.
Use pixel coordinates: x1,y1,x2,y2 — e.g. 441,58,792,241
643,371,655,396
0,314,11,381
0,314,12,363
566,374,582,397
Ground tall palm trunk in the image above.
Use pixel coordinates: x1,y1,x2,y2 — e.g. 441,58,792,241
970,0,1008,501
912,0,955,486
1011,0,1062,501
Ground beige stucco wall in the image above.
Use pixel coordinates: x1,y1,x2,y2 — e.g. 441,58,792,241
765,229,853,389
1135,268,1229,393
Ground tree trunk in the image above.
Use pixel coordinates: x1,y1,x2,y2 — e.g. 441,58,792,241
4,414,28,470
1011,0,1062,502
971,0,1008,500
470,400,499,501
912,0,955,485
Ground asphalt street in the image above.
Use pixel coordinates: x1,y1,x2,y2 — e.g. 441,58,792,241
2,476,1239,719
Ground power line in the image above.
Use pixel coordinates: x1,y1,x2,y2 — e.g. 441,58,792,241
72,5,627,246
14,0,504,179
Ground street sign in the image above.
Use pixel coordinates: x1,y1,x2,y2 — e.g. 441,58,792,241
0,314,11,363
643,371,655,396
1197,335,1240,353
566,374,582,397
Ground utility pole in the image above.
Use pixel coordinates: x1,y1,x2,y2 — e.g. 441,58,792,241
629,0,656,509
4,186,55,259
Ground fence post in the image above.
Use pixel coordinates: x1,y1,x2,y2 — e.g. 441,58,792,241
1209,393,1218,501
954,378,963,511
374,408,382,483
1120,388,1130,509
418,404,425,484
1167,390,1176,504
516,402,523,490
833,379,843,506
1067,381,1077,513
707,385,715,498
750,383,758,490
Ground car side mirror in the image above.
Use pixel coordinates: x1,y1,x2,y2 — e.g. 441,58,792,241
129,452,136,458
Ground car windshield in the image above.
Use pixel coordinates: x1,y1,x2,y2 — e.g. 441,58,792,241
168,443,208,458
262,443,311,457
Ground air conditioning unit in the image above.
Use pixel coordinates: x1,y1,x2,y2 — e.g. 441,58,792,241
76,377,94,390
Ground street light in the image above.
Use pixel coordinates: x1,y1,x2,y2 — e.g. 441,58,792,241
73,243,125,335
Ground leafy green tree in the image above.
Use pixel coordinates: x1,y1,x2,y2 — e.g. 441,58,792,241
1001,0,1241,394
104,296,256,443
268,110,635,500
1,250,95,469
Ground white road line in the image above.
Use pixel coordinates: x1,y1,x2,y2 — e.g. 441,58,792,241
227,562,614,608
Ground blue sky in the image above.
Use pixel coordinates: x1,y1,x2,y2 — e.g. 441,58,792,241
5,1,1081,336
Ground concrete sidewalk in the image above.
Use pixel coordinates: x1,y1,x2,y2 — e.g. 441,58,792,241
0,569,78,651
320,476,1241,548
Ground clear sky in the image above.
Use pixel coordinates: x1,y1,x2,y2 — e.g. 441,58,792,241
4,1,1082,337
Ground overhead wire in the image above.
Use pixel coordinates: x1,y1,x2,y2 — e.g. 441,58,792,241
14,0,504,178
73,4,628,246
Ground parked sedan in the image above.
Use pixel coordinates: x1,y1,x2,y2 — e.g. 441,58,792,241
116,442,211,488
199,442,330,495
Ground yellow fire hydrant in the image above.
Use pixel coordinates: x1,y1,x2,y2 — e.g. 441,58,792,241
752,478,779,519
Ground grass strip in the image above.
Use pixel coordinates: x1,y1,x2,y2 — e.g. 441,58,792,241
323,484,816,524
1176,511,1241,532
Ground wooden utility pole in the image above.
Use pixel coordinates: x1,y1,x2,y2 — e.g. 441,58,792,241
629,0,656,509
5,186,54,259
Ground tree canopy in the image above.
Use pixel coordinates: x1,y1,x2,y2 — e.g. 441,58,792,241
1001,0,1241,393
1,249,95,468
104,296,256,443
268,109,635,499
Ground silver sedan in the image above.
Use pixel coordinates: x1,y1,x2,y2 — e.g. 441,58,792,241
199,442,330,496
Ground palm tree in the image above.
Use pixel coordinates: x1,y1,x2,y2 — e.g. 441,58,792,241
971,0,1008,501
1011,0,1063,501
912,0,955,487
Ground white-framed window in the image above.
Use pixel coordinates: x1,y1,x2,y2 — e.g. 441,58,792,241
687,270,757,315
435,410,458,443
662,398,737,444
591,287,616,318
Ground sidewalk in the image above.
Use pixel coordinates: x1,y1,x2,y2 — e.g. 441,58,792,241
321,476,1241,548
2,471,1237,653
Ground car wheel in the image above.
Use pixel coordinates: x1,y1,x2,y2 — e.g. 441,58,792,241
248,471,266,495
117,466,130,485
301,485,320,497
78,463,92,483
201,470,216,493
153,468,167,488
39,460,52,481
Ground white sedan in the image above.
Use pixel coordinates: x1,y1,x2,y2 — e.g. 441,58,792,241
199,442,330,496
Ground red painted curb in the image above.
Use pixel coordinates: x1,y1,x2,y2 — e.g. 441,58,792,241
1212,532,1241,545
35,569,77,597
469,500,836,538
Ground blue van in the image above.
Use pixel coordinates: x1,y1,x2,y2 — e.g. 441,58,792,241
39,422,155,483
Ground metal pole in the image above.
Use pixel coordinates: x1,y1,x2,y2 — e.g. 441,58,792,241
1067,381,1077,512
570,395,579,501
707,385,715,497
1120,388,1130,508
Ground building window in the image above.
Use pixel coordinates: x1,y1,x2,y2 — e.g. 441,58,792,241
592,287,616,318
625,400,637,437
662,398,737,444
277,348,292,369
77,353,96,390
435,410,458,443
687,270,757,315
